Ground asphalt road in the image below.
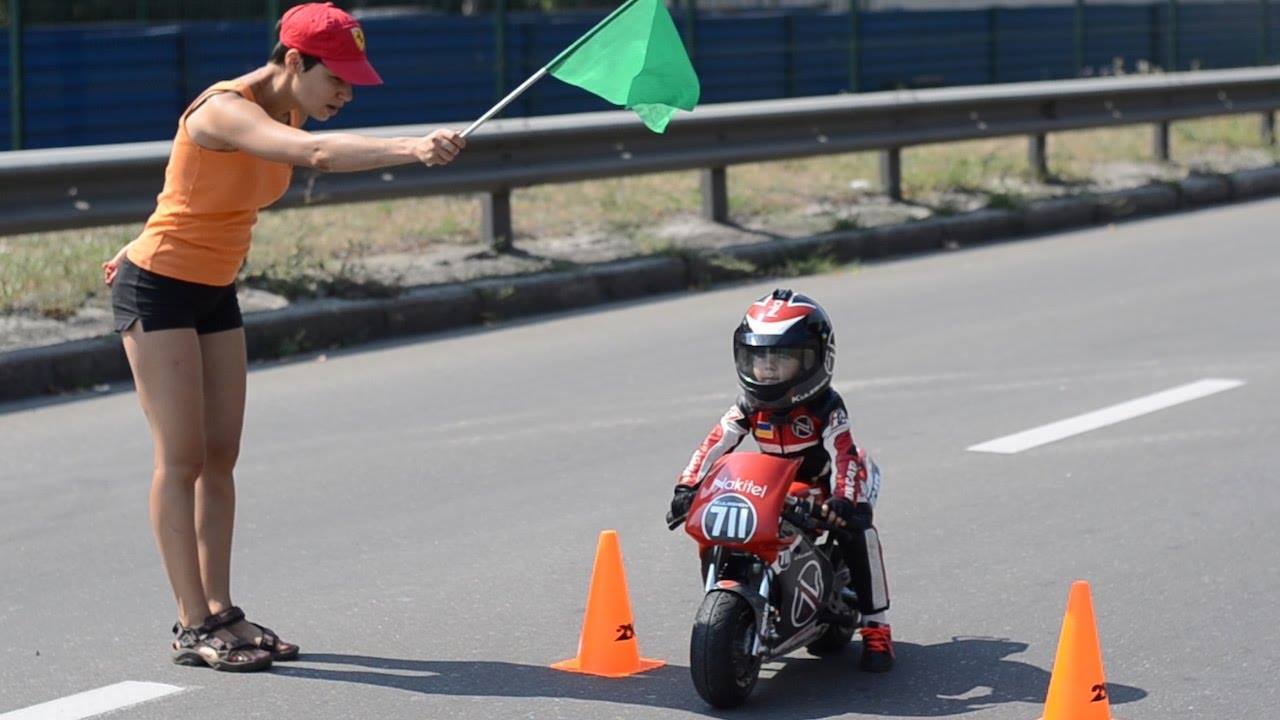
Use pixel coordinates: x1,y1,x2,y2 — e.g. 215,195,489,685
2,198,1278,719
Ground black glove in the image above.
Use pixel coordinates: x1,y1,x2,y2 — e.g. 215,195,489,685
666,485,696,527
822,498,873,530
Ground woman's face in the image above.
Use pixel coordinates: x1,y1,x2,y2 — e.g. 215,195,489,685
287,50,353,121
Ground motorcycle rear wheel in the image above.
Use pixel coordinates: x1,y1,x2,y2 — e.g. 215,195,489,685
690,591,762,708
808,554,857,655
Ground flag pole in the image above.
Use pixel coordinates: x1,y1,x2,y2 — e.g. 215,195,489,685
462,67,548,138
460,0,643,138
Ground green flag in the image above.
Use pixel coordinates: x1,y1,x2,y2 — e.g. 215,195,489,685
547,0,700,133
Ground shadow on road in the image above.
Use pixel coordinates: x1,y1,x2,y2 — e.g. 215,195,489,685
271,636,1147,718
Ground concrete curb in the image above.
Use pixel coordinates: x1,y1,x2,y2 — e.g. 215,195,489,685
5,165,1280,403
1225,166,1280,198
1022,196,1097,235
1178,174,1233,206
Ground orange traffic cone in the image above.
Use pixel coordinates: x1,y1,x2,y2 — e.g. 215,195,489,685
1039,580,1115,720
551,530,664,678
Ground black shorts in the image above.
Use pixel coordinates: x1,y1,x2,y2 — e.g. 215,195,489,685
111,257,243,335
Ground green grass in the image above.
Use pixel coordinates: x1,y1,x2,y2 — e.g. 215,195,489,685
984,191,1028,212
0,228,135,318
778,249,840,277
239,237,403,300
4,114,1277,318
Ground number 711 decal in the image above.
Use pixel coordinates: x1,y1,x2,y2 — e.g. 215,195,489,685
701,495,758,542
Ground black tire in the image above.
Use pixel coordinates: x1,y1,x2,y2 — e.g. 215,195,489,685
805,621,856,655
690,591,761,708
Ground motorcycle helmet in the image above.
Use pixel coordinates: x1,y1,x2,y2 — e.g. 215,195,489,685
733,288,835,410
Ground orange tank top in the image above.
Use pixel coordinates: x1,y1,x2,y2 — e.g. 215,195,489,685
127,81,298,286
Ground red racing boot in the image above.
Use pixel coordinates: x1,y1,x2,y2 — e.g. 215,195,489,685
859,622,895,672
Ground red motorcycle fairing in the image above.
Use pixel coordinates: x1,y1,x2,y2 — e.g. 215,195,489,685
683,453,804,565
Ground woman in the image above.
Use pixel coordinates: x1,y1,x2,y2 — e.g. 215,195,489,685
102,2,465,672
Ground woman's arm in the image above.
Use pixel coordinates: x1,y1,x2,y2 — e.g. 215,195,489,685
187,93,464,172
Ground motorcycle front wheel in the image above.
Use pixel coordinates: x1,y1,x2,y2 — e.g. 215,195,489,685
690,591,762,708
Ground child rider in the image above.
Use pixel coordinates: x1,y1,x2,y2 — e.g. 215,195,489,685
668,288,894,671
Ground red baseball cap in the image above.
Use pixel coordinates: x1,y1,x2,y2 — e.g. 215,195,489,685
279,2,383,86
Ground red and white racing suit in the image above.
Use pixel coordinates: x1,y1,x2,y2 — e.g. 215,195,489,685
677,389,890,613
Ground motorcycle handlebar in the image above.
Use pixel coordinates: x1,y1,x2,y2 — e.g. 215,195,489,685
781,504,817,531
783,497,851,537
668,497,851,535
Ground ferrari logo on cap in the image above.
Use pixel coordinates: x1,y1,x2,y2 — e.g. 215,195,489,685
350,27,366,52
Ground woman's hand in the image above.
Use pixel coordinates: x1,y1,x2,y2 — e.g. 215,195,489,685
413,129,465,167
102,245,129,286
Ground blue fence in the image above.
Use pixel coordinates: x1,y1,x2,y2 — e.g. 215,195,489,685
3,1,1280,150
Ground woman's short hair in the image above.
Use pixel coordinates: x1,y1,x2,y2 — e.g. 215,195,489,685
268,19,319,71
269,42,322,71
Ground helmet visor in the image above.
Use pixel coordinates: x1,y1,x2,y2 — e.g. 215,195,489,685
735,345,817,386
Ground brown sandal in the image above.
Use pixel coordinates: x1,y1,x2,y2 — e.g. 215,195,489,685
211,606,300,662
171,616,273,672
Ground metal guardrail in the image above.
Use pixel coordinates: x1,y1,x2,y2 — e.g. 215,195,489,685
2,66,1280,247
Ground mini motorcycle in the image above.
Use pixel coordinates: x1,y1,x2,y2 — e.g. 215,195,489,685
668,452,860,708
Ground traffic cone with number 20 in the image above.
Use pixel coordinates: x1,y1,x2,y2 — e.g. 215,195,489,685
1038,580,1115,720
552,530,664,678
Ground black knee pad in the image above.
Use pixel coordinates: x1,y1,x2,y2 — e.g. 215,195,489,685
842,526,890,614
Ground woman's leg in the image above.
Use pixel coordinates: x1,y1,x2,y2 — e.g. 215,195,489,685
123,325,211,627
194,327,299,659
193,327,247,615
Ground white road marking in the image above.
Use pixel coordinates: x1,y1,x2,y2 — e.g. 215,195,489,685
0,682,184,720
967,378,1245,454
